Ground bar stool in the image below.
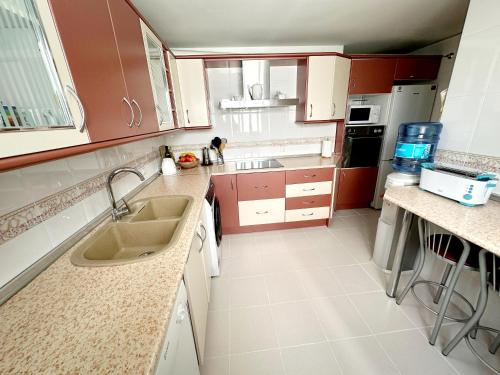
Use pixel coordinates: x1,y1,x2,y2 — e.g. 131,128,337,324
396,217,480,345
443,249,500,374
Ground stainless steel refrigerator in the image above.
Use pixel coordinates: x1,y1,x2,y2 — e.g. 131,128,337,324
371,84,437,209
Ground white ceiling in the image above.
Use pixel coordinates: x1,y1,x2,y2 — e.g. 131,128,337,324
131,0,469,53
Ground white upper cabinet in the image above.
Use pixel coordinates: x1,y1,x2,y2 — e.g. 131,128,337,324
140,20,174,131
305,56,351,122
176,59,211,128
0,0,89,158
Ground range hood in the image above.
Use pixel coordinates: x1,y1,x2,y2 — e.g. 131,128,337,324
219,60,299,110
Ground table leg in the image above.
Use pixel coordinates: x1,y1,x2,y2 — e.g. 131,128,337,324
386,209,413,298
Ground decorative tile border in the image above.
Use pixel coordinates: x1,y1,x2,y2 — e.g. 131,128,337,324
0,151,159,245
435,149,500,173
171,137,326,152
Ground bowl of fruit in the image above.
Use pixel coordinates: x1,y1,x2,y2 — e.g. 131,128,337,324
178,152,199,169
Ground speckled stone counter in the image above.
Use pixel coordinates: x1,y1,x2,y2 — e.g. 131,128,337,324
384,186,500,256
0,154,339,374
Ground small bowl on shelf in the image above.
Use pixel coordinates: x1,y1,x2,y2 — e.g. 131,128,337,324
178,159,199,169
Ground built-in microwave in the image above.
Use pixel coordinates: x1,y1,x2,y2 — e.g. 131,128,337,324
346,105,381,124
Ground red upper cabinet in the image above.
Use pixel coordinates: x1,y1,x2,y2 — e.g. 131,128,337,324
107,0,157,135
394,56,441,81
349,58,397,95
212,175,239,234
49,0,131,142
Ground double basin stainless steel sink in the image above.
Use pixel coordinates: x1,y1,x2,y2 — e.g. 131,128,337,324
70,195,193,267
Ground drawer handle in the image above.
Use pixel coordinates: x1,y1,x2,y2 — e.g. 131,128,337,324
304,174,316,178
302,187,316,191
302,201,315,204
302,212,315,216
254,185,269,189
256,211,269,215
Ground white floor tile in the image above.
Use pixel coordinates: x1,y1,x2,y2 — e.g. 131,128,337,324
227,254,264,278
330,264,382,294
209,276,230,311
313,296,371,340
331,336,399,375
297,267,344,298
377,329,457,375
230,350,285,375
230,306,278,354
265,271,307,303
201,356,230,375
332,209,359,217
316,244,360,267
230,276,269,308
281,342,342,375
349,292,415,334
271,300,325,347
205,310,230,357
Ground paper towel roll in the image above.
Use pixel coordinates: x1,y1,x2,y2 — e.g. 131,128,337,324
321,138,333,158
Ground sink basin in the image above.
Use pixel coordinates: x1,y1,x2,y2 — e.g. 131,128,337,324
129,196,191,222
71,195,193,266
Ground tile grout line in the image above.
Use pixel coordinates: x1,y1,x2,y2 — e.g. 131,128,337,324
343,291,404,375
262,267,288,375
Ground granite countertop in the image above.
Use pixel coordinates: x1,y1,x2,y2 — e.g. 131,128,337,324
0,154,338,374
384,186,500,257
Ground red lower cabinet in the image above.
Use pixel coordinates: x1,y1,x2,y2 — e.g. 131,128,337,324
211,175,239,234
336,167,378,210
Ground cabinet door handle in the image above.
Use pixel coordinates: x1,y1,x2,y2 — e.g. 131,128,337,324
302,187,316,191
163,341,170,360
256,210,269,215
155,104,164,124
132,99,142,127
196,232,204,252
230,178,234,190
309,104,313,118
200,223,207,242
65,85,86,133
122,97,134,127
186,109,191,124
332,102,336,117
302,212,315,216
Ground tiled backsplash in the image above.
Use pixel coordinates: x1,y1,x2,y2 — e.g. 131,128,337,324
165,60,338,153
0,136,166,288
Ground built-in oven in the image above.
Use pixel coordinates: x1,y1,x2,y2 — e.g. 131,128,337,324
342,125,385,168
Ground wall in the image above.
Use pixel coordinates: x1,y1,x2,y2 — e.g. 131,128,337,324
0,135,167,288
438,0,500,159
166,59,338,160
412,35,462,121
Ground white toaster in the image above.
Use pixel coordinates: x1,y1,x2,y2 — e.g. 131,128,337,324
419,163,498,206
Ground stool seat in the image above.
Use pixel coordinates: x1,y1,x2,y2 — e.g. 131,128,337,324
428,234,481,269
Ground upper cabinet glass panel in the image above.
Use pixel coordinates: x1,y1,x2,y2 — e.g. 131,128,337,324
0,0,72,131
141,21,174,130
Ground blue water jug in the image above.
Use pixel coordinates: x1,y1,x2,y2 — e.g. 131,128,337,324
392,122,443,174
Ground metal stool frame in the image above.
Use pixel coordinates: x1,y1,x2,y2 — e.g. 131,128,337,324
396,217,479,345
443,249,500,374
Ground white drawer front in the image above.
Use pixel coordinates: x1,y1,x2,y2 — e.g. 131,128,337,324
285,206,330,222
238,198,285,226
286,181,332,197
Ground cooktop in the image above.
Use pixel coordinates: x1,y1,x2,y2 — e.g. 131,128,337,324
235,159,284,171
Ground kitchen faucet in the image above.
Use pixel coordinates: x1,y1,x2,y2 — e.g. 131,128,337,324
106,167,145,221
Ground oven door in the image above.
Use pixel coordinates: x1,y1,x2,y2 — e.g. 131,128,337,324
342,136,383,168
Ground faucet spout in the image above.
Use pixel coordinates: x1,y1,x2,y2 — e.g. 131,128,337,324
106,167,145,221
